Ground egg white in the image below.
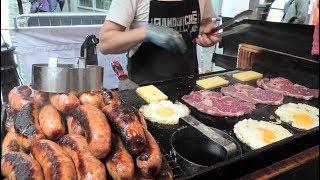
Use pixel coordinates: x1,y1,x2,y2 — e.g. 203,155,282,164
139,100,190,125
275,103,319,130
234,119,292,149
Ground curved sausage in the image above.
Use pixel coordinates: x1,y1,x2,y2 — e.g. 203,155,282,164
79,91,105,109
59,134,107,180
71,104,112,159
136,111,148,130
14,103,45,149
102,90,122,107
49,93,80,114
155,156,174,180
66,116,85,136
39,105,66,141
136,130,162,178
70,90,80,98
2,129,24,155
1,152,44,180
106,135,135,180
31,139,77,180
102,104,146,155
5,104,16,131
34,91,49,107
8,86,33,111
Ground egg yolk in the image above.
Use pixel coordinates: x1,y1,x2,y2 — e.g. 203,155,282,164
257,128,276,144
292,113,313,127
155,107,175,117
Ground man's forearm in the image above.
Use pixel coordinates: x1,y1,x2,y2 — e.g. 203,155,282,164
99,27,146,54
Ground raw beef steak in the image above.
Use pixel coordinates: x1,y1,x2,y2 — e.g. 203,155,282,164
182,90,255,117
257,77,319,100
221,83,284,105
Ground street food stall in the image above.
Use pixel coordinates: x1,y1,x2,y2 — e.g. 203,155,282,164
1,13,319,180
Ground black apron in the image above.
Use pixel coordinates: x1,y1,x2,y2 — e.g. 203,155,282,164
128,0,201,84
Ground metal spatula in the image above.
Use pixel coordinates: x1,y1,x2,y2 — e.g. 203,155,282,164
111,61,139,91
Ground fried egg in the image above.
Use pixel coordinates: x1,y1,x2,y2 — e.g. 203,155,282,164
139,100,190,125
234,119,292,149
275,103,319,130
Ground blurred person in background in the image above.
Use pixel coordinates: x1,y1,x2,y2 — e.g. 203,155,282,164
30,0,65,13
282,0,310,24
99,0,221,84
311,0,319,60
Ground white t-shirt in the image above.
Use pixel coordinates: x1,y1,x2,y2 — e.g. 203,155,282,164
106,0,215,57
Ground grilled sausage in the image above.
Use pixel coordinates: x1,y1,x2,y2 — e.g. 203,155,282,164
102,90,122,107
136,130,162,178
31,139,77,180
1,152,44,180
155,156,174,180
106,135,135,180
39,105,66,141
5,104,16,131
79,91,105,109
14,103,45,149
2,129,24,155
71,104,112,159
8,86,33,111
49,93,80,114
66,116,85,136
59,134,107,180
137,111,148,130
102,103,146,155
34,91,49,107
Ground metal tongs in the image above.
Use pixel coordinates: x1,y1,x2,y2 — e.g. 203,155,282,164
193,10,253,43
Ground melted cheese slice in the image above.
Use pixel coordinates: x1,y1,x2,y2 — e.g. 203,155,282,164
136,85,168,103
196,76,229,89
232,71,263,82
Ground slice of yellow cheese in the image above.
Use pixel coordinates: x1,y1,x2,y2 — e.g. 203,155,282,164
196,76,229,89
136,85,168,103
232,71,263,82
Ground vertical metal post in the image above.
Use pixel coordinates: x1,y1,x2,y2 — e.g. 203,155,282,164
68,0,71,12
17,0,24,14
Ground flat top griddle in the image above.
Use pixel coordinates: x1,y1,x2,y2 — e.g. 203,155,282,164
117,68,319,179
1,49,318,179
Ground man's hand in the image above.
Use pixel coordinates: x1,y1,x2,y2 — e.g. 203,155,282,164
195,20,221,47
145,24,187,53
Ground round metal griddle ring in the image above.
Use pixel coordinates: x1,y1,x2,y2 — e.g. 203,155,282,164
31,57,103,93
181,115,238,159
